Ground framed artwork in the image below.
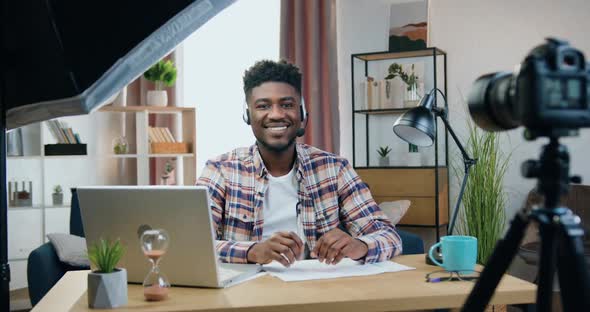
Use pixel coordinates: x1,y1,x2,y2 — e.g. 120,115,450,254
389,0,428,52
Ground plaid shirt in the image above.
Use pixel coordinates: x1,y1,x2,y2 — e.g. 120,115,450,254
197,143,402,264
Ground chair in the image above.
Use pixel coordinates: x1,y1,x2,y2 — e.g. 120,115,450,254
27,188,87,306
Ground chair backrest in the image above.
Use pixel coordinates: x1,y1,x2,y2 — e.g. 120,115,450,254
69,188,85,237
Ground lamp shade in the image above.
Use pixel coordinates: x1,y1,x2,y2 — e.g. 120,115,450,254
392,106,435,147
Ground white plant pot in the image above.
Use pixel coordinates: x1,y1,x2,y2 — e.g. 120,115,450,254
378,156,390,167
406,152,421,167
88,268,128,309
147,90,168,107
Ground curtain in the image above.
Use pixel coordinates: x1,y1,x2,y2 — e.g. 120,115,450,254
280,0,340,154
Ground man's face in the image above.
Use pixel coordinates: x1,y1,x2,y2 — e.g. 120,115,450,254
248,82,302,153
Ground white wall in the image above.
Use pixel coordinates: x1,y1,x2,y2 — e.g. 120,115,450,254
338,0,590,224
429,0,590,221
183,0,280,177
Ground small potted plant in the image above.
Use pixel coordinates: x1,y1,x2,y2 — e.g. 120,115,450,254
52,185,63,206
143,59,177,107
407,143,421,166
87,238,128,309
160,160,175,185
377,146,392,167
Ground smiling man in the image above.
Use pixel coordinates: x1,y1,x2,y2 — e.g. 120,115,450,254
197,60,402,267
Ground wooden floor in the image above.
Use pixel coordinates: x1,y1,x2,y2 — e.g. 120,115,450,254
10,288,31,312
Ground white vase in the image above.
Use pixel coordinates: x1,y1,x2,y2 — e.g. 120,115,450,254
387,77,405,109
147,90,168,107
406,152,421,166
87,268,128,308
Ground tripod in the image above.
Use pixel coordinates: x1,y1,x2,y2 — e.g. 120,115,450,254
462,136,590,312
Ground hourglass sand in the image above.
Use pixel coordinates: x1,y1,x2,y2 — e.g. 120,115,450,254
140,229,171,301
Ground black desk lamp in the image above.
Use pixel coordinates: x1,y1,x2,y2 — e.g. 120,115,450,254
392,88,476,264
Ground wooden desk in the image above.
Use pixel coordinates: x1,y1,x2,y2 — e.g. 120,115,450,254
32,254,536,312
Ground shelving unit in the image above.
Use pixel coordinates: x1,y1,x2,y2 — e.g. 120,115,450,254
6,116,94,289
351,48,449,242
98,105,196,185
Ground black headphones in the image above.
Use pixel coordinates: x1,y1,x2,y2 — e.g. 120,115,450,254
242,98,308,125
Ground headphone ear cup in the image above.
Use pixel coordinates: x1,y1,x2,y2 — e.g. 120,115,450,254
299,106,305,122
242,106,251,125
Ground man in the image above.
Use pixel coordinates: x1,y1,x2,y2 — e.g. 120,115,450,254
198,60,402,267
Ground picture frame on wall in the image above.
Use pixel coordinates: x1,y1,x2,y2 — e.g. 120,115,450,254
389,0,428,52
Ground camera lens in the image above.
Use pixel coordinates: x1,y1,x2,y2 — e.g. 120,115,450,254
468,72,521,131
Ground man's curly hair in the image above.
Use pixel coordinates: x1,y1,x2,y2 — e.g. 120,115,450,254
243,60,302,100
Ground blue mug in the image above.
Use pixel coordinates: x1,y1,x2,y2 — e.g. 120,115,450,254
429,235,477,272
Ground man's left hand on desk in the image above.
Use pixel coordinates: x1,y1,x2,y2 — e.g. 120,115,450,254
311,228,368,265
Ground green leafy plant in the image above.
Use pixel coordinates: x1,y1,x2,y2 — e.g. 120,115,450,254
377,146,392,157
408,143,419,153
53,185,62,194
455,117,510,265
88,238,125,273
143,60,177,90
385,63,419,91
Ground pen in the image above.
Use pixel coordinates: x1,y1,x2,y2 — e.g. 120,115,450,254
296,201,306,260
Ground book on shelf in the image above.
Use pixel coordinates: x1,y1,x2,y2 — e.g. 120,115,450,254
148,127,176,143
46,119,83,144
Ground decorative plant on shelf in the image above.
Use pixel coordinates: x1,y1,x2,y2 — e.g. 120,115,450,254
377,146,392,166
386,63,419,91
455,116,510,265
143,59,177,107
87,238,128,308
408,143,419,153
161,159,175,185
143,60,177,90
52,185,63,206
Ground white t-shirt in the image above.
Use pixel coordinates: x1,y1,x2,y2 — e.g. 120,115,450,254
262,167,299,240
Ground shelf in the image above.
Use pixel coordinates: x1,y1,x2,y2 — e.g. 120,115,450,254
8,205,43,211
148,153,194,158
45,204,71,209
352,47,446,61
99,105,194,114
354,108,411,115
43,154,89,159
7,155,42,160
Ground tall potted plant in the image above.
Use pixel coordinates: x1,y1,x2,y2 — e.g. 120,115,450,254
143,59,177,107
87,238,127,308
455,117,510,265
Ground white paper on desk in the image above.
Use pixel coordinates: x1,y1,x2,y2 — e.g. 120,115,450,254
262,258,414,282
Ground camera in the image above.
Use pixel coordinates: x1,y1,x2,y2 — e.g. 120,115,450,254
468,38,590,137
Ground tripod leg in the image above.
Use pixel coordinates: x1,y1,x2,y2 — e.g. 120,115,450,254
461,210,529,312
533,210,557,312
555,210,590,311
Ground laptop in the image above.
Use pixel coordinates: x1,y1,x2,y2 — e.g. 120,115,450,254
77,185,261,288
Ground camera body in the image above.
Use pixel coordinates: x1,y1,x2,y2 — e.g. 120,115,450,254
468,38,590,135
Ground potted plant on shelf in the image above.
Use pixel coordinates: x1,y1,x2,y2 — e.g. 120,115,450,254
87,238,128,309
377,146,392,167
52,185,63,206
143,59,177,107
407,143,420,166
386,63,420,107
455,117,510,265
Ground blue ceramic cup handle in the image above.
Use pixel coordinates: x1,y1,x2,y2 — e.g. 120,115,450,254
429,242,443,267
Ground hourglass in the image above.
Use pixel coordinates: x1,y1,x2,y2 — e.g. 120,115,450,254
140,229,170,301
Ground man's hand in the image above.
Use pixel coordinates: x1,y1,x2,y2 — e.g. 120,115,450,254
311,228,368,265
247,231,304,267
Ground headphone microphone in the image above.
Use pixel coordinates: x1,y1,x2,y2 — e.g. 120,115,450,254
296,128,305,137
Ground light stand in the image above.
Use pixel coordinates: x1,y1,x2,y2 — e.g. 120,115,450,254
393,89,476,264
1,88,9,310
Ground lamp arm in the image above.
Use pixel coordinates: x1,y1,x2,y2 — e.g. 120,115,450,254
433,108,474,164
431,101,477,235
